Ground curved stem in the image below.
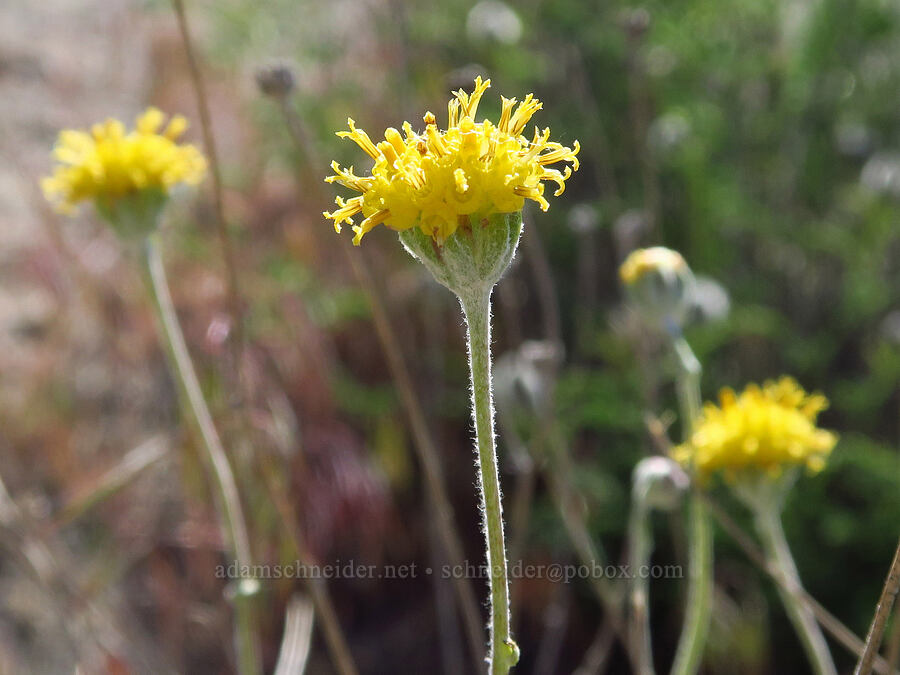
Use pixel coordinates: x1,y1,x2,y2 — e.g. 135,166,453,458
143,233,261,675
755,505,837,675
671,494,712,675
460,288,518,674
670,336,713,675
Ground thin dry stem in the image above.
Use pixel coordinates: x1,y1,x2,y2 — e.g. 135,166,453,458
257,454,359,675
274,595,315,675
856,539,900,675
170,0,245,378
703,495,898,675
272,94,487,669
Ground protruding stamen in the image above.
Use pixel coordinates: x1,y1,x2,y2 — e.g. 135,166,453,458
541,166,572,196
509,95,543,136
497,96,517,134
463,76,491,118
324,195,364,232
352,208,390,245
448,99,460,129
336,118,379,159
377,141,399,166
325,161,374,192
385,127,406,155
426,123,448,157
514,184,550,211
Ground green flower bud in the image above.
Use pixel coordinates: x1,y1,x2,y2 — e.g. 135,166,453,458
620,246,694,332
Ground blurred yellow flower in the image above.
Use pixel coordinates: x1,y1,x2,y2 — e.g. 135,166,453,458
673,377,837,481
619,247,688,286
42,107,207,214
324,76,579,245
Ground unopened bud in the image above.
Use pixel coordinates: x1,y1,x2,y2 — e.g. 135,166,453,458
632,456,689,511
495,340,563,423
619,246,694,332
255,63,296,98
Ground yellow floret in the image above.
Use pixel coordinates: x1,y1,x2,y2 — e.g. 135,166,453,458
324,77,580,245
673,377,837,481
42,107,207,213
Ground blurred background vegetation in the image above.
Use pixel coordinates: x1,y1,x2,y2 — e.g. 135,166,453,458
1,0,900,672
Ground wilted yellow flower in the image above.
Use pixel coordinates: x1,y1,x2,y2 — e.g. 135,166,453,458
324,76,579,245
673,377,837,481
619,247,688,286
42,107,207,214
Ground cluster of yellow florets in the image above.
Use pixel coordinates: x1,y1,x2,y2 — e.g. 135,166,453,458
673,377,838,481
42,107,207,213
619,247,688,286
324,77,580,245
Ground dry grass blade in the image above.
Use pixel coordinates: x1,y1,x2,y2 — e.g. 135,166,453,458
258,458,359,675
856,539,900,675
274,594,315,675
170,0,245,378
55,435,170,527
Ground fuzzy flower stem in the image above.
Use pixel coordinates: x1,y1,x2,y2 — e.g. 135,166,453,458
754,502,837,675
460,286,518,674
670,335,713,675
142,233,261,675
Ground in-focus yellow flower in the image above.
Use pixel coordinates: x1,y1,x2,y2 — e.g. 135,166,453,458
673,377,837,481
324,77,579,245
620,247,688,286
42,107,207,214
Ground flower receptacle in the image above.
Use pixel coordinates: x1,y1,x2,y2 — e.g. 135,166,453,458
94,188,167,241
399,211,523,298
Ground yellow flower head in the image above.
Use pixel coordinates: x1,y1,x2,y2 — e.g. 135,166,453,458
673,377,837,481
619,247,688,286
42,107,207,214
324,77,580,245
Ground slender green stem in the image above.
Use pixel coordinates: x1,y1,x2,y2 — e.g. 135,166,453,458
670,335,713,675
672,337,701,429
460,287,518,674
671,493,712,675
142,233,261,675
628,500,655,675
755,504,837,675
